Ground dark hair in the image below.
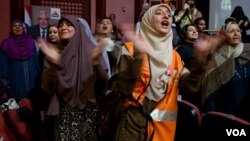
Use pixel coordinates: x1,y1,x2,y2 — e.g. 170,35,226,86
231,6,245,18
194,17,205,25
169,0,176,5
99,17,120,41
180,24,194,39
224,17,236,24
100,17,112,22
186,0,195,8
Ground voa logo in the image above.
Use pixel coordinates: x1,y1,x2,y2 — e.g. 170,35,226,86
226,129,246,136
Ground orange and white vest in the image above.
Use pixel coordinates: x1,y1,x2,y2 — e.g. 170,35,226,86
123,42,184,141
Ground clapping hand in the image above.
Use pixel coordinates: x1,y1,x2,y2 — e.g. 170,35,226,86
121,24,149,53
37,37,61,65
92,37,107,65
193,33,226,65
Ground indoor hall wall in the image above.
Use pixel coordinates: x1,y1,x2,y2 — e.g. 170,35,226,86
0,0,10,43
106,0,135,25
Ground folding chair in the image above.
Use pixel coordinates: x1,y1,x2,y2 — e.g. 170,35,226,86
175,99,202,141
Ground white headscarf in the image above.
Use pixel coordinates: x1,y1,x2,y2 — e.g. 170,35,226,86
140,4,174,101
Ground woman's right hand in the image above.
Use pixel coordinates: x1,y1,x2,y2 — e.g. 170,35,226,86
37,37,61,65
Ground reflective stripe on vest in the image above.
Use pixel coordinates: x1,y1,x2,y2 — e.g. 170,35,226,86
150,109,177,122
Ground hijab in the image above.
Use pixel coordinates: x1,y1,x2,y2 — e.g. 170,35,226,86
231,6,246,21
140,4,174,102
57,15,106,108
0,20,35,60
214,22,244,68
203,22,246,98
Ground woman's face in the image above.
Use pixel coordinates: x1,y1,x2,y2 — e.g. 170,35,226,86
12,23,24,35
58,20,75,41
153,6,172,35
99,18,113,36
185,25,198,42
226,23,241,46
48,26,59,43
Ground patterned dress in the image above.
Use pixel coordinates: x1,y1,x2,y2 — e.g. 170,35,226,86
54,101,99,141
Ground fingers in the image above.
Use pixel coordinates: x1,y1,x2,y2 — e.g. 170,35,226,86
37,37,46,47
92,38,107,65
91,47,102,65
120,24,136,40
120,24,149,53
193,34,227,65
37,37,50,53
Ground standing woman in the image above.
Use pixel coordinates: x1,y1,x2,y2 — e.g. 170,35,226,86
203,22,250,121
0,20,39,99
38,15,108,140
230,6,250,43
113,4,216,141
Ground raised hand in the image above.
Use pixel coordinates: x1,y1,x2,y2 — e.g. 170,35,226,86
121,24,149,53
37,37,61,65
193,34,226,64
92,37,107,65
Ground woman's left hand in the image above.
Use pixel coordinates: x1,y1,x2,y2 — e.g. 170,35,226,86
92,37,106,65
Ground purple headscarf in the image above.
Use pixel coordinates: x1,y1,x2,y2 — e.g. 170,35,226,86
0,20,35,60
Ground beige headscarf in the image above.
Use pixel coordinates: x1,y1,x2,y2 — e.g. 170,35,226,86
212,22,244,70
140,4,173,102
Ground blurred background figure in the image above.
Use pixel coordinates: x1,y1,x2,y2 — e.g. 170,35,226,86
108,13,125,43
194,17,206,33
230,6,250,43
94,17,122,77
194,17,208,39
135,2,150,34
47,24,60,44
175,0,202,30
169,0,181,46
